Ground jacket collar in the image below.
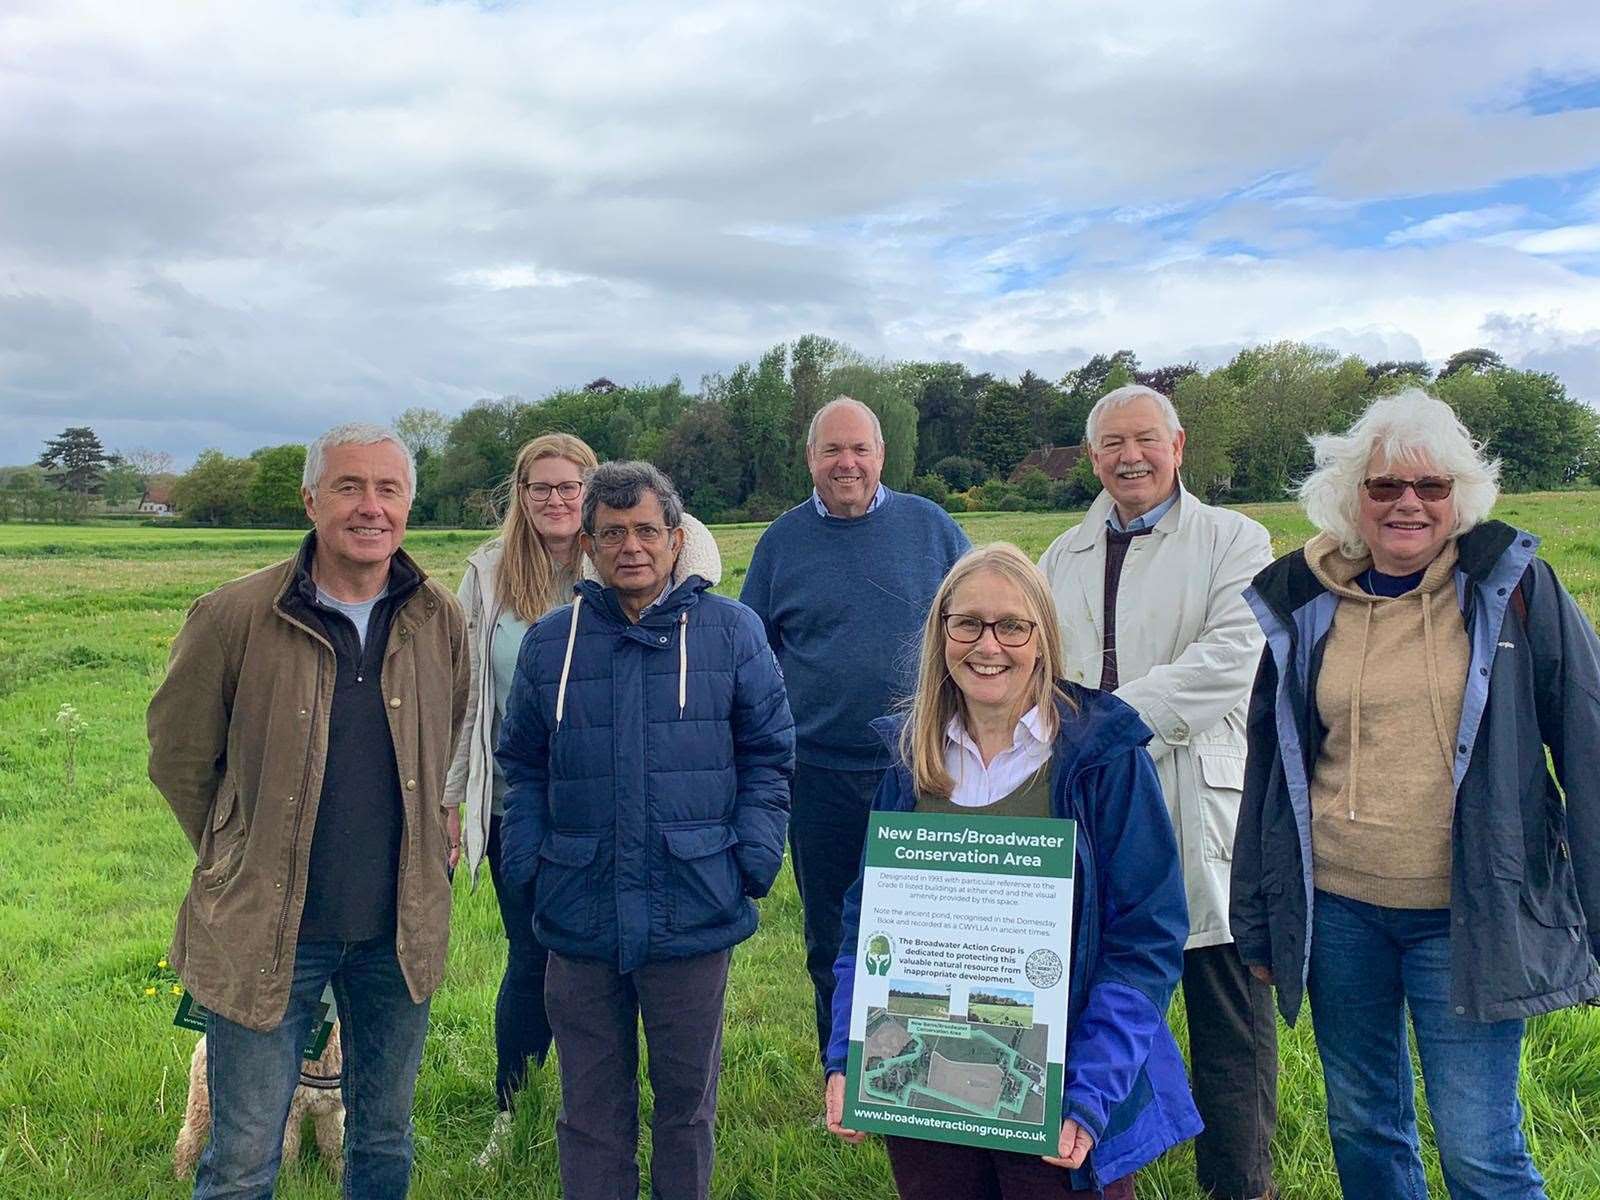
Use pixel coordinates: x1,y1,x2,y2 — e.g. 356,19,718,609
1063,482,1191,553
1247,519,1534,631
278,531,425,616
573,572,710,629
466,537,504,574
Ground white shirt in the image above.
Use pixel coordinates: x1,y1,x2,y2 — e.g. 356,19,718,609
943,706,1052,808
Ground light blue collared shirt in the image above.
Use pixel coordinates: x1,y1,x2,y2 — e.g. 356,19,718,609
1106,488,1178,534
811,483,888,518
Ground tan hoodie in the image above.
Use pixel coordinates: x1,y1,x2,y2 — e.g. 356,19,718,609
1305,533,1470,909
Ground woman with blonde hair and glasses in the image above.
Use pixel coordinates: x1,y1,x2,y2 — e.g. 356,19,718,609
443,432,721,1163
823,543,1200,1198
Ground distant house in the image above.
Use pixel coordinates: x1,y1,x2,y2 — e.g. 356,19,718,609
1009,445,1084,483
138,484,175,515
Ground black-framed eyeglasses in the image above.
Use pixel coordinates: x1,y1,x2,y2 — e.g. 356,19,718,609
593,522,676,548
1362,475,1454,502
523,480,583,503
942,614,1038,647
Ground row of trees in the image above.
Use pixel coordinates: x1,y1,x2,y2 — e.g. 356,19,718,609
405,339,1598,524
14,340,1597,527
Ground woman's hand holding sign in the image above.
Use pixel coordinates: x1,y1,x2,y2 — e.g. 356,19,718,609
824,1073,866,1144
1041,1117,1094,1169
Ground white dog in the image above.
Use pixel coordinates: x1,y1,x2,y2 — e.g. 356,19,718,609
173,1022,344,1178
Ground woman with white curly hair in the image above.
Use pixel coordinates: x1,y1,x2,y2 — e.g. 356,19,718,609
1230,388,1600,1199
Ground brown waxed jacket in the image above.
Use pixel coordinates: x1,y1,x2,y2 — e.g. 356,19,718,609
148,539,469,1031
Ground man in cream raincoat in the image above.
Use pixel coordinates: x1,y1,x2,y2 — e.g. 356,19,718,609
1039,385,1277,1200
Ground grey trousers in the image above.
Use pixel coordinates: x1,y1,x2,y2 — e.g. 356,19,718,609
546,949,732,1200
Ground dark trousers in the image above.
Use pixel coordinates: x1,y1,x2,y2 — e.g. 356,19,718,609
788,760,883,1063
485,813,553,1110
546,949,732,1200
884,1137,1135,1200
194,935,430,1200
1182,942,1279,1199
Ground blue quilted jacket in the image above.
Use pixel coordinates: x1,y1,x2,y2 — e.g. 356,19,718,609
495,575,795,971
827,687,1202,1187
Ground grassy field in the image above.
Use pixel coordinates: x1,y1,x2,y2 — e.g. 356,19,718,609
1,495,1597,1199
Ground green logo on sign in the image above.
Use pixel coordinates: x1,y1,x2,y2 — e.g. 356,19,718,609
865,932,893,976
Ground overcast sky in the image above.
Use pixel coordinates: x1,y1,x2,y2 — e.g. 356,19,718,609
4,0,1600,466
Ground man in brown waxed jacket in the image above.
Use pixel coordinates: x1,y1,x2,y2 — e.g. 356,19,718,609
148,422,468,1200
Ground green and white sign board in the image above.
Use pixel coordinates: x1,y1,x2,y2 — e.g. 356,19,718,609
175,985,337,1061
843,810,1075,1153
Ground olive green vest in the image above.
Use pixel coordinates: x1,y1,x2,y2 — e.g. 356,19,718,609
914,760,1053,818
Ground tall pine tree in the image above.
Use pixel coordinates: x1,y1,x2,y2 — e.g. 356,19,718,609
37,426,111,496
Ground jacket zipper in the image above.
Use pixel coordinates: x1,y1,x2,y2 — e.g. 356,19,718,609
479,580,502,860
272,612,330,975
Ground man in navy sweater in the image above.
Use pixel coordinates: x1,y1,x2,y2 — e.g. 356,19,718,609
740,396,969,1065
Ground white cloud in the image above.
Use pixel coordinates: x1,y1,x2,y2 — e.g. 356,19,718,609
1503,224,1600,255
1385,205,1529,244
451,266,594,291
1479,312,1600,403
2,0,1599,462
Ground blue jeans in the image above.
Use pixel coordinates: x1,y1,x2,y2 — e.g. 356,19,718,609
1307,891,1547,1200
194,935,431,1200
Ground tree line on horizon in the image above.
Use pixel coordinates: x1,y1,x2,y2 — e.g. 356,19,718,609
6,339,1597,527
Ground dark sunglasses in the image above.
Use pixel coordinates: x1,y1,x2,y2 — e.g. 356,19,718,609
1362,475,1454,503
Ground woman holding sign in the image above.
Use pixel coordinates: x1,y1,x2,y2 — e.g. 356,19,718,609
823,543,1200,1198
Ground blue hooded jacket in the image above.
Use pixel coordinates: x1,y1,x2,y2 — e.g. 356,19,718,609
495,574,795,972
1232,521,1600,1025
827,685,1202,1187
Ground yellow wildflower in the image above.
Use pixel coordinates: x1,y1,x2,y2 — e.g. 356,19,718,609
144,987,157,996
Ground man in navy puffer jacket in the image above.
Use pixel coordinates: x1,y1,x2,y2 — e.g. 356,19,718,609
497,461,795,1200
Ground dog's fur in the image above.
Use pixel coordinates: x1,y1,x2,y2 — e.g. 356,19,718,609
173,1022,345,1179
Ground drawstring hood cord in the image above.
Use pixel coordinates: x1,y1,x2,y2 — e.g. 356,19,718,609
555,594,583,729
678,610,688,717
1345,602,1372,819
554,591,692,730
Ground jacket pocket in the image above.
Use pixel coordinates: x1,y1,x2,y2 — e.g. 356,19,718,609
534,832,601,941
663,824,742,934
1196,750,1245,863
1519,850,1586,933
197,782,246,891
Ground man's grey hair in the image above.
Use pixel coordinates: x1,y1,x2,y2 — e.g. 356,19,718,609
581,460,685,534
1298,387,1500,558
806,395,884,450
1084,385,1183,448
302,422,417,497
